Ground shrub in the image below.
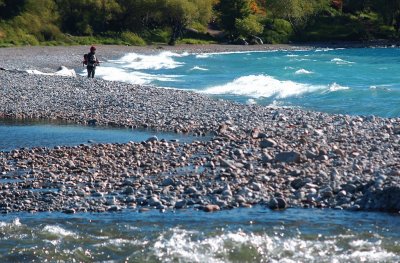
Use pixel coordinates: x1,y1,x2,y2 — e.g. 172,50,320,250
142,28,171,44
176,38,217,44
188,22,208,33
262,19,293,44
235,15,264,38
120,31,146,46
40,24,63,41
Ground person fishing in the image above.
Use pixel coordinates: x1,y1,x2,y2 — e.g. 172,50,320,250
83,46,100,78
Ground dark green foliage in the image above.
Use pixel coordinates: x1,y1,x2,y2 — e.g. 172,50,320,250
216,0,252,38
0,0,26,19
262,18,293,44
0,0,399,46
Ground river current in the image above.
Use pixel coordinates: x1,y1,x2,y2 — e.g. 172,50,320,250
94,47,400,118
1,207,399,262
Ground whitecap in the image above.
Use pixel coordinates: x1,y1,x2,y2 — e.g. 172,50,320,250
0,218,21,228
110,51,185,70
331,58,354,64
246,98,257,105
315,48,335,52
26,66,76,77
93,238,147,248
195,53,211,59
93,66,181,85
190,66,208,71
151,228,400,262
328,83,350,92
295,69,313,75
43,225,76,237
268,100,286,108
200,74,323,99
369,85,391,91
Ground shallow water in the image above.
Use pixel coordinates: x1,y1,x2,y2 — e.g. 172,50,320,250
0,207,399,262
0,119,201,152
92,47,400,117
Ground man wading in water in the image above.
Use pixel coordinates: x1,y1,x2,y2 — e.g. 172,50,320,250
84,46,100,78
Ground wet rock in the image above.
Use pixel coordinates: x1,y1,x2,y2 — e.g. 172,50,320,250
161,177,175,186
268,197,287,210
146,136,158,143
202,204,220,212
360,186,400,212
260,139,277,148
261,152,274,163
320,186,333,198
174,200,187,209
63,208,76,214
123,186,135,195
291,178,306,190
275,151,301,163
108,205,121,212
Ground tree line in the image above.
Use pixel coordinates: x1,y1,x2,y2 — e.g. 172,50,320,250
0,0,399,46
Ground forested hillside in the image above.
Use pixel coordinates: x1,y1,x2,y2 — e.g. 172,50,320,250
0,0,399,46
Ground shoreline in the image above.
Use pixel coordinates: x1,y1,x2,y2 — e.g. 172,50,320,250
0,45,399,214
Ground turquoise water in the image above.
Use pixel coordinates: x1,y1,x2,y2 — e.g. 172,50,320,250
1,207,399,262
95,47,400,117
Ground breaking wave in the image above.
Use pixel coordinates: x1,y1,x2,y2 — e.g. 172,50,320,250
331,58,354,64
152,228,399,263
295,69,314,75
95,66,181,85
201,75,324,99
109,51,187,70
26,66,76,77
190,66,208,71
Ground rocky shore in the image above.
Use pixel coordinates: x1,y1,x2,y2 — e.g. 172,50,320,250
0,45,400,214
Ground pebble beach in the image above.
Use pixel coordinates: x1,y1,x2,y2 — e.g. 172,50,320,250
0,44,399,214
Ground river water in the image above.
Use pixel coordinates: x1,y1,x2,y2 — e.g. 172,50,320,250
1,207,399,262
0,119,199,152
1,48,400,262
94,47,400,118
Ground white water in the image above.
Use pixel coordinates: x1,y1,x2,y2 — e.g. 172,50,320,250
1,208,399,262
200,74,325,99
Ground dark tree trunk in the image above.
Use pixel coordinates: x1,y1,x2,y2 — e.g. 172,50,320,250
168,22,183,46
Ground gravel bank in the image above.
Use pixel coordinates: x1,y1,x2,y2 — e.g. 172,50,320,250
0,45,399,214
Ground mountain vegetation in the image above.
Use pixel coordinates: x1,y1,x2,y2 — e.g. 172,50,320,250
0,0,399,46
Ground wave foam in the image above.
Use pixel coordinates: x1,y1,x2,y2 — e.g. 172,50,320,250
111,51,186,70
201,75,323,99
331,58,354,64
295,69,313,75
94,67,180,85
26,66,76,77
190,66,208,71
43,225,76,237
0,218,21,228
329,82,350,91
151,228,399,263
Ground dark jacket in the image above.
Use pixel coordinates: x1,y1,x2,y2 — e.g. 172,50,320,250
87,52,98,67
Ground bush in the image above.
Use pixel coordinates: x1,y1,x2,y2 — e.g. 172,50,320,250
188,22,208,33
39,24,63,41
120,31,146,46
142,28,171,44
262,19,293,44
176,38,217,44
235,15,264,38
